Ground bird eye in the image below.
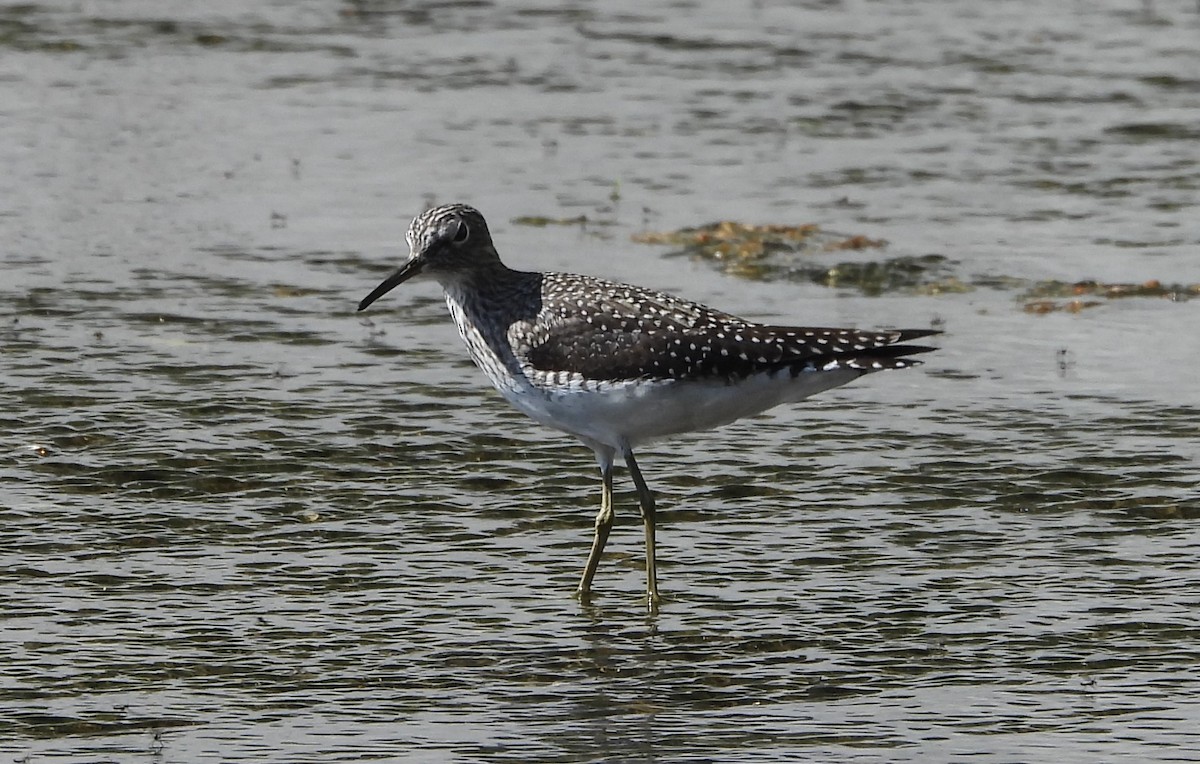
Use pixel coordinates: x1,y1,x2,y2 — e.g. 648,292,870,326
451,220,470,244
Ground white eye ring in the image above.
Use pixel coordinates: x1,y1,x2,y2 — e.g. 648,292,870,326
451,220,470,244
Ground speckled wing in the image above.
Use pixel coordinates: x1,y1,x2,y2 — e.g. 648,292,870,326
521,273,939,383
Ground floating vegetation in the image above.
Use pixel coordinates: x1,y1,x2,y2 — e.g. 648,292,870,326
632,220,826,259
1023,299,1105,314
818,255,954,295
1020,279,1199,313
512,214,619,239
512,215,590,227
1023,279,1199,300
632,220,955,296
912,277,974,296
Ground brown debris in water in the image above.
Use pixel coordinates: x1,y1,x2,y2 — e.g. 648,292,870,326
914,277,973,296
632,220,955,295
511,215,591,227
1023,299,1105,314
632,221,834,262
824,234,888,251
1021,279,1199,313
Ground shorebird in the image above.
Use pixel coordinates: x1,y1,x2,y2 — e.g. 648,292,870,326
358,203,937,607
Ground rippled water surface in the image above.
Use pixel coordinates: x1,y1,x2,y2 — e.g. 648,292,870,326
3,0,1200,761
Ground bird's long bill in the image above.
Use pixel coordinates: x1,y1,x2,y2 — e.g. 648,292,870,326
357,257,424,311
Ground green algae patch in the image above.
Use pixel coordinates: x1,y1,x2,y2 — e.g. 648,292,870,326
632,220,956,295
512,215,591,227
818,255,953,295
632,221,828,261
1023,279,1200,300
1021,279,1200,313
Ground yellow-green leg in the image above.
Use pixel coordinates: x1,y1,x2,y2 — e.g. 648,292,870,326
624,451,660,608
576,460,613,601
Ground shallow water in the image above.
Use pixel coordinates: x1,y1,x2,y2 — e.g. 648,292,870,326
2,0,1199,761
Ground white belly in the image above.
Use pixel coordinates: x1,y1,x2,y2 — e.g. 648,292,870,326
496,368,860,451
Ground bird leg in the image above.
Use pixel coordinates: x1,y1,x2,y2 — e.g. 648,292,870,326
576,460,613,601
624,451,660,608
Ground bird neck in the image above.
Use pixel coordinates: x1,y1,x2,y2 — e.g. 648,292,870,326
441,263,542,324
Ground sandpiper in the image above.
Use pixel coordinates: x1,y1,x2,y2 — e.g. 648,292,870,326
358,203,938,607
